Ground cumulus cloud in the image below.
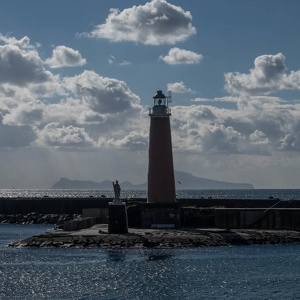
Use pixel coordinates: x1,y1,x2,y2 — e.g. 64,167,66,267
169,95,300,157
3,100,45,126
0,42,52,86
167,81,194,94
225,53,300,95
36,122,96,149
160,47,202,64
201,124,245,154
0,34,34,49
85,0,196,45
45,46,87,68
99,131,148,151
279,121,300,151
249,130,270,145
3,34,300,188
3,33,300,165
64,70,141,114
0,34,145,152
0,34,62,101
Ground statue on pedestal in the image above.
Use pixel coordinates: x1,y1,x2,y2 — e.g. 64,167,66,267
112,180,121,202
109,180,128,233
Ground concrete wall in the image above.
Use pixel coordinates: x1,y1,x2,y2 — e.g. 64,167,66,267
0,198,112,214
1,198,300,215
63,217,98,231
82,208,108,223
181,208,215,228
2,198,300,230
177,198,300,208
215,208,300,230
128,203,181,228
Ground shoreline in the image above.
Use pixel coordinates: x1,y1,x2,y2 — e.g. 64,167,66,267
8,224,300,249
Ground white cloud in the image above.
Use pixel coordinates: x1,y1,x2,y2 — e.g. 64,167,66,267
160,47,202,64
0,42,52,86
99,131,148,151
85,0,196,45
0,34,34,49
36,122,96,149
0,35,145,152
191,96,239,103
0,35,62,101
3,100,45,126
2,35,300,162
108,55,131,66
170,95,300,157
249,130,270,145
64,70,141,114
108,55,115,64
3,34,300,188
119,60,131,66
167,81,194,94
201,124,245,154
225,53,300,95
279,121,300,151
45,46,87,68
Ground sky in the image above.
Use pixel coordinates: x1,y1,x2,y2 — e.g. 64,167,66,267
1,0,300,189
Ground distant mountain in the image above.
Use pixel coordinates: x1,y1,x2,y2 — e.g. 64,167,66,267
52,171,254,190
175,171,254,189
52,178,115,190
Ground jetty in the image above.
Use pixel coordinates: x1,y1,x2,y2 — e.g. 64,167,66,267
4,197,300,249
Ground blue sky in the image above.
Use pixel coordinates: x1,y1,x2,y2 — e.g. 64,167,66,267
1,0,300,188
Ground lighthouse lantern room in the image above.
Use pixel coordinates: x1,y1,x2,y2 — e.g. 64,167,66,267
149,90,171,117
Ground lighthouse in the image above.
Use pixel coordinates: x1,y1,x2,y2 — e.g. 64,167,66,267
147,90,176,203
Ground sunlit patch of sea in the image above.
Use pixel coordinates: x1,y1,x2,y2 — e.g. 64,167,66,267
1,225,300,299
1,189,300,200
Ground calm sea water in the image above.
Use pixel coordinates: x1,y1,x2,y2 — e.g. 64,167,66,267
1,190,300,299
0,224,300,299
1,188,300,200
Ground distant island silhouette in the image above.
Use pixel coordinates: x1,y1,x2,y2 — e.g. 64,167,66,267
52,171,254,190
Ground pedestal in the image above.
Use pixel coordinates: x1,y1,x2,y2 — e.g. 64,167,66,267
108,202,128,234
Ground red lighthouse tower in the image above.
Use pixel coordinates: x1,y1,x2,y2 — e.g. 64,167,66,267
147,90,176,203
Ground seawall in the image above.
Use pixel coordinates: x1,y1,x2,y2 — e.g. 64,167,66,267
2,198,300,230
1,197,300,215
0,197,112,214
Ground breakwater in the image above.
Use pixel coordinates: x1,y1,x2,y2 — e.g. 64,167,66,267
0,213,80,225
2,198,300,230
9,225,300,249
0,197,112,214
1,197,300,215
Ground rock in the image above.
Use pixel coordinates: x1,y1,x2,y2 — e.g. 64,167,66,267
0,213,80,225
7,227,300,249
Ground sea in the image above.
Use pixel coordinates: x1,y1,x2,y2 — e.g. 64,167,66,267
1,189,300,299
1,188,300,200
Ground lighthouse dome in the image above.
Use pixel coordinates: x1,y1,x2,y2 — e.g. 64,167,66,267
153,90,166,99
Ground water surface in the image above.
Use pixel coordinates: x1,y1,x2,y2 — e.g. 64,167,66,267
1,224,300,299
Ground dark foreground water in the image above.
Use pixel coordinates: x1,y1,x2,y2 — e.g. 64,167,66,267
1,225,300,299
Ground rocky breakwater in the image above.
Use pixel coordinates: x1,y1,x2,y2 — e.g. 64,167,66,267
9,225,300,248
0,212,80,225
